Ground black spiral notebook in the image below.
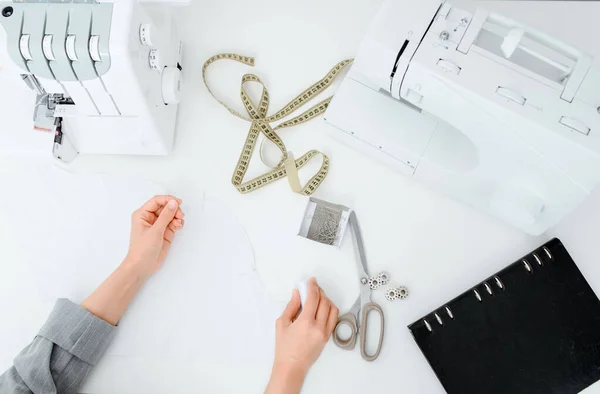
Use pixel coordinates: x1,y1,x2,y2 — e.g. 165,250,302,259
409,239,600,394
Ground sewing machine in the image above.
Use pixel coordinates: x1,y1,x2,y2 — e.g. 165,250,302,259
0,0,186,162
324,0,600,236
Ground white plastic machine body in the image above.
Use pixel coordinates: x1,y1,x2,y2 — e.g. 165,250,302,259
324,0,600,235
0,0,185,158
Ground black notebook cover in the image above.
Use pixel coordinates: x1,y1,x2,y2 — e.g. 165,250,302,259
408,239,600,394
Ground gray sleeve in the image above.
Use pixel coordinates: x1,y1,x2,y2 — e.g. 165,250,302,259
0,299,117,394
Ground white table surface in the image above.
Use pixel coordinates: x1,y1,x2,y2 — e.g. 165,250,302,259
2,1,600,393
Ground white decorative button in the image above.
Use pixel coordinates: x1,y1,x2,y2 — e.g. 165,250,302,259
42,35,55,61
496,87,526,105
89,35,101,62
149,49,160,70
559,116,590,135
140,24,154,46
66,35,78,61
161,66,182,104
19,35,33,60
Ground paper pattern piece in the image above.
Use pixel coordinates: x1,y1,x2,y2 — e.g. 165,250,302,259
0,164,279,368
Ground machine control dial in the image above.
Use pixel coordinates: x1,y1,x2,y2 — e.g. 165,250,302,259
140,24,154,46
149,49,160,71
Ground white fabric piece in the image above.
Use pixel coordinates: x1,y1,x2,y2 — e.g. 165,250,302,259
0,164,279,369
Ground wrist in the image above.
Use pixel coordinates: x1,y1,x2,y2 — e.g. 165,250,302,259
267,361,307,394
121,255,152,281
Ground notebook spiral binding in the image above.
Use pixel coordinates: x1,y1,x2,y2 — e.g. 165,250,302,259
422,246,554,333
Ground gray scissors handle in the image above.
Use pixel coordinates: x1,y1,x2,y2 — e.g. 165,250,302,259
333,312,358,350
359,302,384,362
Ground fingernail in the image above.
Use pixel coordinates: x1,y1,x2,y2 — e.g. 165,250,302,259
168,200,178,209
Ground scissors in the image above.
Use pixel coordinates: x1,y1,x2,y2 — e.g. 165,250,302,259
333,211,384,361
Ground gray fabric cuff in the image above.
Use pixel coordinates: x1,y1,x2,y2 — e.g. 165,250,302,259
37,299,116,365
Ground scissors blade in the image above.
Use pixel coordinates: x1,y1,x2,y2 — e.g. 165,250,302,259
349,211,370,279
349,212,372,306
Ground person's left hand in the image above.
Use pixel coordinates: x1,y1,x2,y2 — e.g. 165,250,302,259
265,278,339,394
126,195,185,277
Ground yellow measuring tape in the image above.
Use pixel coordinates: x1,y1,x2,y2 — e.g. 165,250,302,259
202,53,353,195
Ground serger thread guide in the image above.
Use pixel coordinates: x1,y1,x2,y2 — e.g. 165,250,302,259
0,0,185,161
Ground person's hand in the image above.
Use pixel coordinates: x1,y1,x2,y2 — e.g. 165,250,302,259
125,195,185,277
81,195,185,325
265,278,339,394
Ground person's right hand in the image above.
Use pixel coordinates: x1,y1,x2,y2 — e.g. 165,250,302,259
265,278,339,394
125,195,185,278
